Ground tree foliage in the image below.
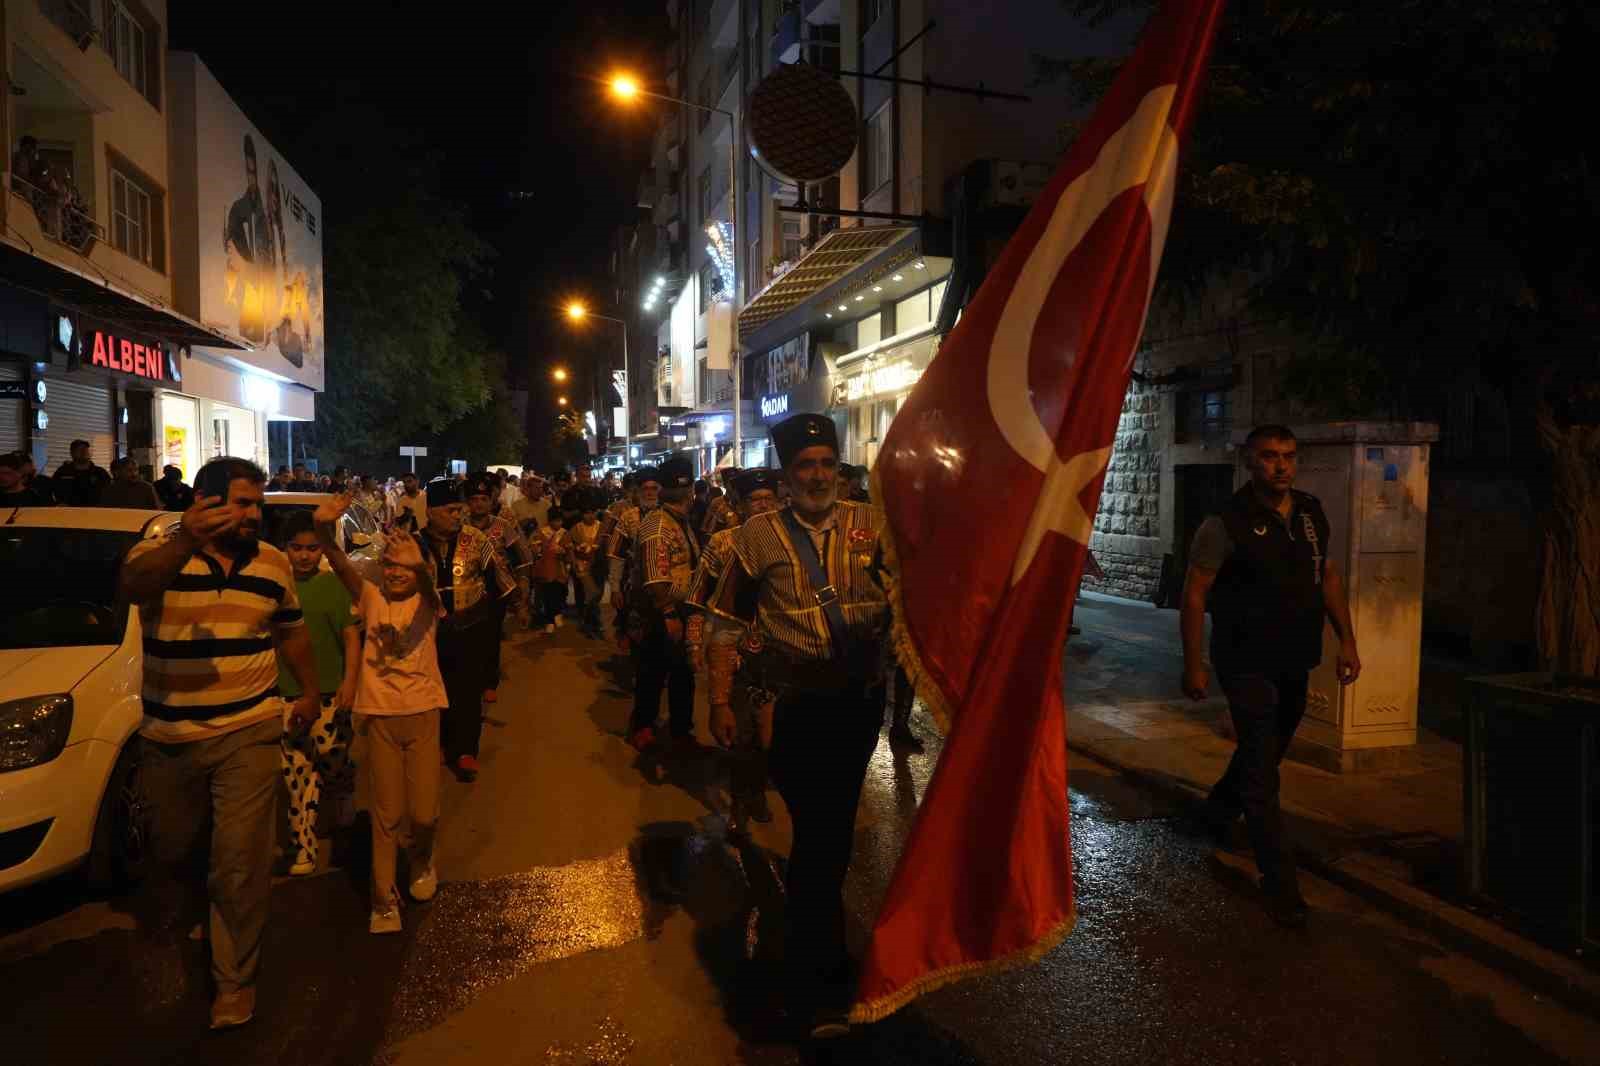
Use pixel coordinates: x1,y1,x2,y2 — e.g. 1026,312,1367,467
1045,0,1600,672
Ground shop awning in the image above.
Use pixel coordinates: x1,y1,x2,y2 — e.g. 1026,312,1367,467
738,225,919,343
0,234,244,350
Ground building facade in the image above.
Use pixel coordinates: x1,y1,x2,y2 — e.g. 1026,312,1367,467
2,2,321,482
611,0,1128,476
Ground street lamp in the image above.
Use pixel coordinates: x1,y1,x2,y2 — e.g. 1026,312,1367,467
605,69,742,463
562,302,630,464
552,367,569,383
558,396,569,407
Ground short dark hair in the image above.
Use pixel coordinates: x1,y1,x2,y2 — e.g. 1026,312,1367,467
1244,424,1296,450
71,439,90,450
0,451,23,470
194,457,265,498
278,509,317,545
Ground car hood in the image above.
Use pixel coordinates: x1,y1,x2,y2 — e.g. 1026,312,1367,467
0,646,119,701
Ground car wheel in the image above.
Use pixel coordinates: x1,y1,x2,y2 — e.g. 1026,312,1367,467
87,738,149,894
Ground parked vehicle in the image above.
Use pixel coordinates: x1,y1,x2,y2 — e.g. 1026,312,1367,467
0,507,176,894
262,491,387,579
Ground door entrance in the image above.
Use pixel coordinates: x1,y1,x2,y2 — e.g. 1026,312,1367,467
1165,463,1236,606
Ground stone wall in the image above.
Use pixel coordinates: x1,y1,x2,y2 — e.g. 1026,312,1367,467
1085,383,1164,601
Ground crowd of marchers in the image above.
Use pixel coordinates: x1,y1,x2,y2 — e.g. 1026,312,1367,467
2,413,1353,1045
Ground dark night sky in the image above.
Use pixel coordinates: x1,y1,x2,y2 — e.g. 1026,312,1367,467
169,0,669,406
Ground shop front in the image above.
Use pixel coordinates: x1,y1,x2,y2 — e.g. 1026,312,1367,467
748,330,837,471
832,325,940,468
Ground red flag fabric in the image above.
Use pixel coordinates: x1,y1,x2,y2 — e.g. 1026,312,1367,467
855,0,1226,1022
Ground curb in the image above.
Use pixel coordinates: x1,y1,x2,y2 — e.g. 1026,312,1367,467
1066,737,1600,1021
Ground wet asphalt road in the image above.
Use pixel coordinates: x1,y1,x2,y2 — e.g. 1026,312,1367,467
2,617,1597,1066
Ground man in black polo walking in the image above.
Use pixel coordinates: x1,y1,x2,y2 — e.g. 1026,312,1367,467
1180,424,1361,928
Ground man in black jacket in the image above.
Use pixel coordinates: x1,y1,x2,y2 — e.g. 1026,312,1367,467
1179,424,1361,928
52,440,110,506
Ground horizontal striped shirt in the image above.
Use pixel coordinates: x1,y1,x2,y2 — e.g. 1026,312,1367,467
132,536,303,743
708,501,888,663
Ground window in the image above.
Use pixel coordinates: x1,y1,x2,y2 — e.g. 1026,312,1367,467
1177,387,1233,447
781,217,804,261
698,166,714,224
699,260,716,313
102,0,159,107
111,165,155,267
697,70,714,131
864,104,892,195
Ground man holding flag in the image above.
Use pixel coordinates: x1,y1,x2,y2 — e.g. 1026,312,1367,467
706,412,889,1039
851,0,1226,1026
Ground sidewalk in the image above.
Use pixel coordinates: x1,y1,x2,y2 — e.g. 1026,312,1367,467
1064,591,1600,1018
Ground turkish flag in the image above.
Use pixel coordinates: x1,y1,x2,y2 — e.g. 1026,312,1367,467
855,0,1226,1022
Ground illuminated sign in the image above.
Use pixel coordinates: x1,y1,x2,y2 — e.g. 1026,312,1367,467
759,393,790,419
88,329,170,382
845,361,920,403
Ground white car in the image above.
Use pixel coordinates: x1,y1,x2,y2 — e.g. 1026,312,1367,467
0,507,176,893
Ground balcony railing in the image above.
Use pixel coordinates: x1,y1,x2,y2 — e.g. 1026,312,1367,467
39,0,98,48
8,174,104,256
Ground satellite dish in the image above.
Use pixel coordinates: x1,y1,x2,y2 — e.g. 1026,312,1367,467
747,63,857,185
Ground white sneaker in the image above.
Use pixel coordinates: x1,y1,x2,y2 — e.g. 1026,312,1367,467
369,904,402,935
409,864,438,902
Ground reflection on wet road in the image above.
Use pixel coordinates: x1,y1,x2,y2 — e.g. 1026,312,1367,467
2,661,1593,1064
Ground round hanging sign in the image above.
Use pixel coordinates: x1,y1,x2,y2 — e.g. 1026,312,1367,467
747,63,858,185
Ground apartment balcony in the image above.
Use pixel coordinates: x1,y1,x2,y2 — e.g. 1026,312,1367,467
38,0,98,48
7,174,105,257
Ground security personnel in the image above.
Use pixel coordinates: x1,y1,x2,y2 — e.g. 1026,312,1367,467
418,478,517,783
464,472,531,703
1181,424,1361,928
627,457,698,752
705,414,887,1039
686,467,782,833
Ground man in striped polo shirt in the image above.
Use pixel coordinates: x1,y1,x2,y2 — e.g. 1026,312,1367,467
121,457,321,1031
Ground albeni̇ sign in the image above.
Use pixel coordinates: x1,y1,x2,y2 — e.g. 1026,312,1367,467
89,330,168,381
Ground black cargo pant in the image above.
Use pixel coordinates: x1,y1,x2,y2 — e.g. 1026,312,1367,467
438,613,493,762
767,682,884,1015
629,621,695,739
1206,671,1309,894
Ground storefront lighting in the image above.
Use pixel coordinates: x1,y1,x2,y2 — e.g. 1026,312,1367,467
872,285,883,293
838,304,848,312
845,360,921,403
892,274,904,282
242,375,279,414
914,261,926,270
825,312,833,319
854,294,865,302
655,276,666,287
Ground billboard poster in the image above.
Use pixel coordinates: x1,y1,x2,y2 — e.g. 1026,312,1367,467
191,61,324,390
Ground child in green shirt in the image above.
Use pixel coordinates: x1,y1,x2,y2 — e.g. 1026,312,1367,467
277,510,362,875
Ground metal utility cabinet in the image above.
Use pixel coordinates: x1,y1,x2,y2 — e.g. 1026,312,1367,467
1232,422,1440,771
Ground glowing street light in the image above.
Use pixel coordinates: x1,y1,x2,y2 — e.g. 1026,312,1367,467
566,301,587,321
552,367,568,383
558,396,569,407
609,74,640,101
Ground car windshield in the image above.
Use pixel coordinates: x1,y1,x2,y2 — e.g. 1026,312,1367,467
0,527,140,649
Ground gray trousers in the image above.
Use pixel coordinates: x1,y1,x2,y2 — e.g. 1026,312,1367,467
139,717,280,994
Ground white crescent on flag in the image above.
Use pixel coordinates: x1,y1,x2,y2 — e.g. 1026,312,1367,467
985,85,1181,585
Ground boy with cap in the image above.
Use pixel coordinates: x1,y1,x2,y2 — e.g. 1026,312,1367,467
416,479,516,782
627,457,699,752
687,467,783,833
704,413,889,1039
465,472,531,699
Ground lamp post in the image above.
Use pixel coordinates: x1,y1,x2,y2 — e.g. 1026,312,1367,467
564,302,630,465
608,73,742,465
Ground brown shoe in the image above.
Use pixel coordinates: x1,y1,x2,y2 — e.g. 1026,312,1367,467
209,986,255,1029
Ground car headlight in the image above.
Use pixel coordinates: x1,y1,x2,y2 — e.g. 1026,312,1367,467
0,695,74,773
